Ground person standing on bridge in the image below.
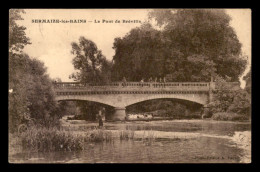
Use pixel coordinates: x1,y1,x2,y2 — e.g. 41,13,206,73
148,77,152,87
140,78,144,87
163,77,166,88
122,77,127,87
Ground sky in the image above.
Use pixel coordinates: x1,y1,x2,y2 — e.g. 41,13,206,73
18,9,251,88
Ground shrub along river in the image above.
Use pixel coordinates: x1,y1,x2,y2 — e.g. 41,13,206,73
9,118,251,163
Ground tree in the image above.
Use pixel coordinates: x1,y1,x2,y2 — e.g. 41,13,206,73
9,10,62,132
9,10,31,132
148,9,247,82
70,37,109,84
112,9,247,82
9,53,62,130
112,23,167,81
9,9,31,53
99,59,113,84
9,54,29,132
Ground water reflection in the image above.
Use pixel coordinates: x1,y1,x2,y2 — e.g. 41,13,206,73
10,120,251,163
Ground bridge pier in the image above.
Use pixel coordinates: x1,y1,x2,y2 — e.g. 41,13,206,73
112,107,126,121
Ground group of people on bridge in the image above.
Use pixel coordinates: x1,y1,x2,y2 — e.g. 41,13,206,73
122,77,167,84
122,76,168,88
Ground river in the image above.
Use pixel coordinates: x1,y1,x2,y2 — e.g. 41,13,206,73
9,119,251,163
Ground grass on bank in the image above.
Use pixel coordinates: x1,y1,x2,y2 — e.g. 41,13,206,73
119,129,135,140
119,126,157,146
211,112,249,121
10,125,160,153
11,126,114,153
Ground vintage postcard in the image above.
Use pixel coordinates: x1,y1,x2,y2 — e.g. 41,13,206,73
9,9,251,163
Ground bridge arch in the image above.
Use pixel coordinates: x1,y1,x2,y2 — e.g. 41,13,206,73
125,97,204,109
57,98,116,108
55,92,209,108
125,98,204,118
123,94,207,108
57,99,116,120
55,96,117,107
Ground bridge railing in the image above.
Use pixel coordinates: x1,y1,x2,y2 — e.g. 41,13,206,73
53,82,211,90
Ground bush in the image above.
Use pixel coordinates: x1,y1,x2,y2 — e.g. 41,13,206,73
211,112,248,121
9,53,63,133
208,78,251,118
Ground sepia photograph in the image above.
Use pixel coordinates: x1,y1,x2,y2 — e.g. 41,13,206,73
8,9,251,163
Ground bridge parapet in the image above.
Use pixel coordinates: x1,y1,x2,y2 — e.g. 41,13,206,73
54,82,211,92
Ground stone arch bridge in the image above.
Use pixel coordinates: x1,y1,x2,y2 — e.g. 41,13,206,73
54,81,218,120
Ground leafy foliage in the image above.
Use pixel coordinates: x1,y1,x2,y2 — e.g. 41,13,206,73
208,77,251,118
9,10,64,133
9,53,64,132
70,37,112,84
9,9,31,53
112,9,247,82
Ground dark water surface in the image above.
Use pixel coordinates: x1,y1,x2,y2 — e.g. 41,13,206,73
10,120,251,163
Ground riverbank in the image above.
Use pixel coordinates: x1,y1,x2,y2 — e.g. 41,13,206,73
211,112,249,121
230,131,251,163
63,117,251,126
62,117,252,163
9,118,251,163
